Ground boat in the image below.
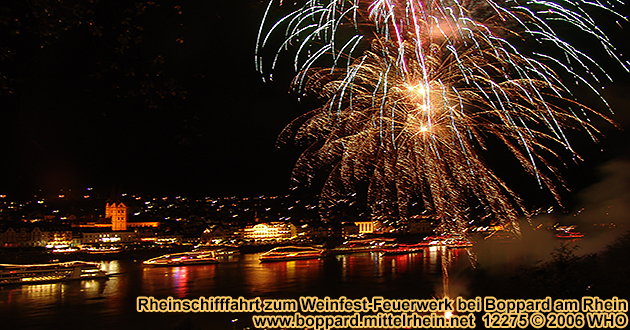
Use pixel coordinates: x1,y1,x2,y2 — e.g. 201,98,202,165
380,243,427,255
0,261,107,285
194,244,240,256
445,238,474,248
556,232,585,239
424,235,474,248
555,226,584,239
82,246,123,254
259,246,325,262
51,247,80,253
329,238,397,254
143,251,219,266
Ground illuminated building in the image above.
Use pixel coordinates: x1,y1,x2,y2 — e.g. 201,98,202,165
0,226,73,248
0,227,46,247
242,222,296,241
81,231,138,244
77,201,159,230
354,221,374,234
106,201,128,231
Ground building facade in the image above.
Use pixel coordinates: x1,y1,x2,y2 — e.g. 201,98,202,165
0,226,73,248
106,202,128,231
82,231,138,244
242,222,296,241
354,221,375,234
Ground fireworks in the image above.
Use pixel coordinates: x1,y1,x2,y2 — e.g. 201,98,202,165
255,0,628,235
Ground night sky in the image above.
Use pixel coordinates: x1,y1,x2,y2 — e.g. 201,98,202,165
1,0,630,206
0,0,303,197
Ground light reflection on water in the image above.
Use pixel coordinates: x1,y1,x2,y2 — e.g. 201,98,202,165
1,249,468,330
246,254,324,296
141,263,218,298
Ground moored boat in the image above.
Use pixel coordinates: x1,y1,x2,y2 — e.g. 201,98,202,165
194,244,240,256
424,235,474,248
556,232,585,239
143,251,219,266
0,261,107,285
380,243,427,256
259,246,324,262
329,238,397,254
82,246,123,254
555,226,584,239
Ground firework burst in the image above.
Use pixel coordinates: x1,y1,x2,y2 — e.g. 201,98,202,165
256,0,628,235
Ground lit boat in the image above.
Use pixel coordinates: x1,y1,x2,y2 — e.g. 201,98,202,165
446,238,474,248
194,244,240,256
51,247,79,253
556,232,585,239
82,246,123,254
424,235,474,248
555,226,584,239
329,238,397,254
380,243,427,255
143,251,219,266
0,261,107,285
259,246,325,262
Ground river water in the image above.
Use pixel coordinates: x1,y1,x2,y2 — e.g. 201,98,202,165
0,247,477,330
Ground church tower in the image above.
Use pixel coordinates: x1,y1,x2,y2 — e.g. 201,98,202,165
106,185,128,231
106,201,128,231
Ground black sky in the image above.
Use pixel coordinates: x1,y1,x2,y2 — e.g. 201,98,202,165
0,0,629,204
0,0,305,197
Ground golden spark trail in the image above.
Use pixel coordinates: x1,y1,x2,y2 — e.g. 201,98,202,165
256,0,628,236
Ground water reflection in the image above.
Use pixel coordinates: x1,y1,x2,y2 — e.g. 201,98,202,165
245,253,324,296
381,251,421,276
1,248,469,330
1,279,110,304
100,260,122,274
142,263,218,298
337,252,384,280
1,278,111,328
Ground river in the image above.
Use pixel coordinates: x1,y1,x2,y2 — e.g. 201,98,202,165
1,247,477,330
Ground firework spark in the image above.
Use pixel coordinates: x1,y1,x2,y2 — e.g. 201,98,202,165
256,0,628,235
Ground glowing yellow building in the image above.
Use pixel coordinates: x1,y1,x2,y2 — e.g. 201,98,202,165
242,222,296,241
106,202,128,231
354,221,374,234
